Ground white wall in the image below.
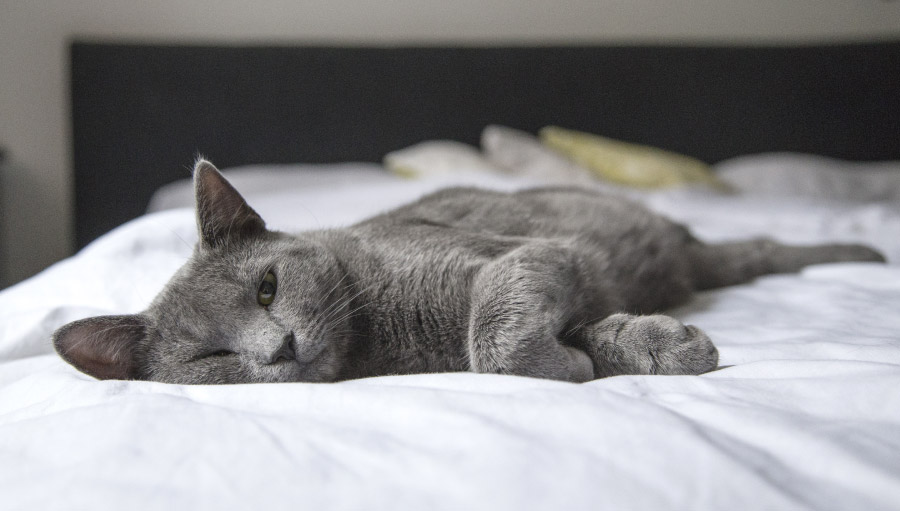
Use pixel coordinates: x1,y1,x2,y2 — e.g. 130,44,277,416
1,0,899,287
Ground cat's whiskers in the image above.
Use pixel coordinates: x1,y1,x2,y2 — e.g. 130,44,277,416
323,294,373,326
315,274,353,320
322,300,372,328
318,279,379,325
563,319,589,338
322,273,350,301
315,304,370,341
318,315,363,339
563,313,611,338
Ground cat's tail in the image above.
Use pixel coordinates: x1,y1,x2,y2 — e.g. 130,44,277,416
687,238,886,290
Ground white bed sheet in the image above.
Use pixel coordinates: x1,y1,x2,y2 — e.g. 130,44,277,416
2,164,899,511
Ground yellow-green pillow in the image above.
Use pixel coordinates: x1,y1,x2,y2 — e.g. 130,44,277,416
540,126,725,189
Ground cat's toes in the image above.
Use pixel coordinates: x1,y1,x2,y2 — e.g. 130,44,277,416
578,313,719,377
625,316,719,375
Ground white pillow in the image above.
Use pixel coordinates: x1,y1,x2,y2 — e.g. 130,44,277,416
384,140,505,178
715,153,900,201
480,125,596,185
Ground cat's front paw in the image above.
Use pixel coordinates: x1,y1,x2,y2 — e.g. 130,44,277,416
582,313,718,377
626,315,718,375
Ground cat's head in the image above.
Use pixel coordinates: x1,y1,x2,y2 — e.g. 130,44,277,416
53,160,353,384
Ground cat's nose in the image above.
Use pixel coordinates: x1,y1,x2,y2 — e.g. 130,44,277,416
268,332,296,364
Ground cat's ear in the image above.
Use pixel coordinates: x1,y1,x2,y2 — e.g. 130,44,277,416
193,159,266,249
52,314,149,380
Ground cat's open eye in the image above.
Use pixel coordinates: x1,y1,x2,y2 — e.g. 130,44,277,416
258,271,277,306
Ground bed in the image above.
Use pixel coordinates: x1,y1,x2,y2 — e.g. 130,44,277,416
2,42,900,510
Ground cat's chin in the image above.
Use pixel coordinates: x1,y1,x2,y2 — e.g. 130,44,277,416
284,374,338,384
277,368,339,384
271,358,341,384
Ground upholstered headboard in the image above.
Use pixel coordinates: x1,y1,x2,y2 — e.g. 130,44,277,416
70,42,900,248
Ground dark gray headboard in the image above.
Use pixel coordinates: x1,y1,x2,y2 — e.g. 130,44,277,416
71,42,900,248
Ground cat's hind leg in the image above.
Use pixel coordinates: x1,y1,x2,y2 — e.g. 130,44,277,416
687,238,885,290
569,313,719,377
468,243,595,382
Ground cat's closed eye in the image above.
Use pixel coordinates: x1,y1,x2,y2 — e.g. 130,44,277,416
258,271,277,306
187,349,237,364
206,350,235,357
206,349,235,357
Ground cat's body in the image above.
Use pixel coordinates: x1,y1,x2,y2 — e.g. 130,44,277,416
53,161,885,384
332,186,698,380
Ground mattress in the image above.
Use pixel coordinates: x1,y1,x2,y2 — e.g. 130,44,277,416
2,158,899,510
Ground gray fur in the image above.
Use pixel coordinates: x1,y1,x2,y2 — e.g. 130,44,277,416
53,160,886,384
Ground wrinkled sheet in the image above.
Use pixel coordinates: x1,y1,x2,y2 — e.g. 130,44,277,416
2,166,899,511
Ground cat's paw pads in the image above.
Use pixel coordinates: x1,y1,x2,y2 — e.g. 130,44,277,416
624,315,719,375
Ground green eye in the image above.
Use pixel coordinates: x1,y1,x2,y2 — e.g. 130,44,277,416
257,271,277,306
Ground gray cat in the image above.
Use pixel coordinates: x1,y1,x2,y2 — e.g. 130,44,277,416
53,160,885,384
